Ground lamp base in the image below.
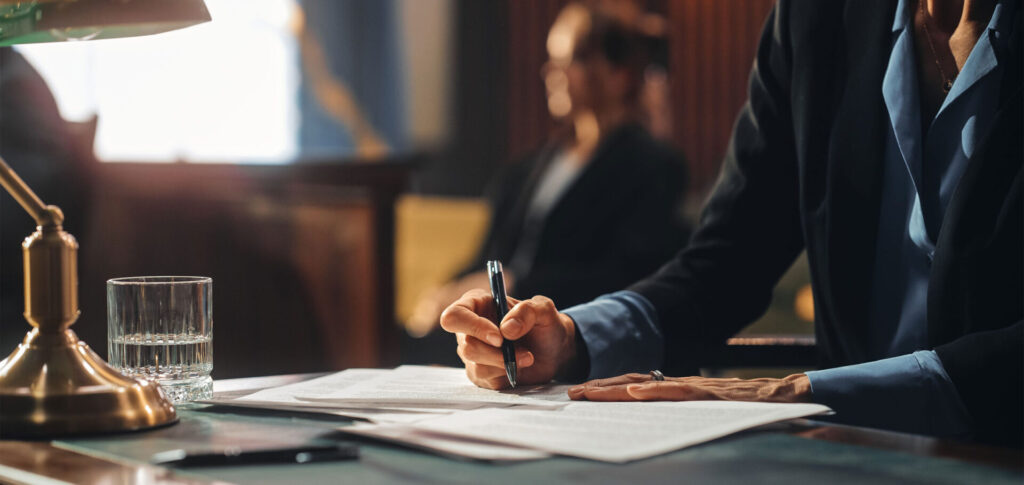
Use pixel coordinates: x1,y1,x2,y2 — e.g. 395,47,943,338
0,328,177,438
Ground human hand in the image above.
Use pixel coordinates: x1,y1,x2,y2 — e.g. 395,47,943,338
567,373,812,403
407,271,508,337
440,289,576,389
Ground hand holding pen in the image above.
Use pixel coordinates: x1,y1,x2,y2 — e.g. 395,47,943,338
440,268,580,390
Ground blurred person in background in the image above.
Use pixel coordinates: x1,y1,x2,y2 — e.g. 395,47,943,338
408,1,691,337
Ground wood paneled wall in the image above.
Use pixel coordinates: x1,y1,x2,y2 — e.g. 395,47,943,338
668,0,776,195
505,0,569,160
504,0,777,197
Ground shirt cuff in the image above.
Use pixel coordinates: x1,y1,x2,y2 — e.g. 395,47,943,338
563,291,663,380
805,350,973,437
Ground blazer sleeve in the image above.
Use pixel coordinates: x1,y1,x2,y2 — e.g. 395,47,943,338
629,4,805,351
934,320,1023,447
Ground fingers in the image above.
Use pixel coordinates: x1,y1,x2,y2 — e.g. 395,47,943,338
568,373,650,401
466,361,506,379
570,384,640,401
587,373,652,387
440,289,503,346
467,361,506,382
456,335,534,368
568,381,711,401
466,363,512,390
626,382,712,401
501,295,557,340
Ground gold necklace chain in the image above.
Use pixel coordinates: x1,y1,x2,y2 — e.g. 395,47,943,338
919,0,955,93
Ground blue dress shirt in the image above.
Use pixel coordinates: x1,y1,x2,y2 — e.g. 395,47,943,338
564,0,1016,438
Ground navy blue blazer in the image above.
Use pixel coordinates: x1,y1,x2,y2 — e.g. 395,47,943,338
630,0,1022,447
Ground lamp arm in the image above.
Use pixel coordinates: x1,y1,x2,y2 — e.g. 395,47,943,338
0,155,63,227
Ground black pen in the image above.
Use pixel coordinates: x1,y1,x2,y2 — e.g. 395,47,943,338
150,444,359,468
486,260,518,388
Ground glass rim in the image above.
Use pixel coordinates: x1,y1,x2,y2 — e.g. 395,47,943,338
107,276,212,285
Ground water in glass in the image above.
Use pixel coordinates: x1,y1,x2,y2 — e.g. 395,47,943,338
107,276,213,403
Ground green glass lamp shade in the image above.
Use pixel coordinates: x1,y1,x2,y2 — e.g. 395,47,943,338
0,0,211,46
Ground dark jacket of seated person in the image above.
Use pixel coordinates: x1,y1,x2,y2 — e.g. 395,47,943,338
464,123,690,307
613,0,1021,447
442,0,1021,449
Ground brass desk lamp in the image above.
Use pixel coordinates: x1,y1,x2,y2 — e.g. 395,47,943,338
0,0,210,438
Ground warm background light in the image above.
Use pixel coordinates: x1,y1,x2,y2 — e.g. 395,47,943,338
17,0,301,164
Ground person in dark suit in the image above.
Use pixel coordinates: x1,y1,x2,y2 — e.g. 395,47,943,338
407,2,689,336
441,0,1022,447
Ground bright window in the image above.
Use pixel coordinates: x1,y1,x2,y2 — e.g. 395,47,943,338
16,0,300,164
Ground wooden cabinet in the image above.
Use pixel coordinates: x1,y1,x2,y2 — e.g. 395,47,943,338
74,161,412,378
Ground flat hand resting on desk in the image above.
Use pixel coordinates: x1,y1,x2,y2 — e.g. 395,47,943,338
568,373,812,403
440,289,577,389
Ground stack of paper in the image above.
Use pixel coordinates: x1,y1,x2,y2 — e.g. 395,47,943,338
202,366,831,463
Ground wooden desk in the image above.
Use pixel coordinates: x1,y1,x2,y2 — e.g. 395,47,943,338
1,374,1020,485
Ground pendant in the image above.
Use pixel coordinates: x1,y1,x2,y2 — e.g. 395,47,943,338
943,79,953,93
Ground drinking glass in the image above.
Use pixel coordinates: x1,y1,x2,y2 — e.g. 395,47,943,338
107,276,213,403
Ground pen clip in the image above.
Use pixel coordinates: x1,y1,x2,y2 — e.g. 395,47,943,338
486,260,509,319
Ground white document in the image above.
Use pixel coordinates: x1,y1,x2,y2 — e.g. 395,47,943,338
342,423,552,462
210,398,462,414
409,400,832,463
199,366,830,462
198,399,451,424
206,368,484,422
301,365,570,409
235,368,388,404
